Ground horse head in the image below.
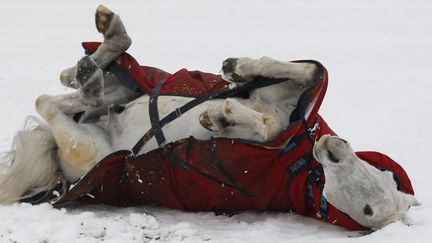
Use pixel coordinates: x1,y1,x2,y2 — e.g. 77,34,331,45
313,134,419,229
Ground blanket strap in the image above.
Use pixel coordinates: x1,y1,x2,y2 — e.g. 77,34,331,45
280,119,328,218
149,77,169,146
106,62,147,93
130,76,165,155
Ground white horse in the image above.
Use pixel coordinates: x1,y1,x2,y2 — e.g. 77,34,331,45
0,5,418,230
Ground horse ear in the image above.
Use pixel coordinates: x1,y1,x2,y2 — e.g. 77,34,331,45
399,192,421,207
410,196,421,207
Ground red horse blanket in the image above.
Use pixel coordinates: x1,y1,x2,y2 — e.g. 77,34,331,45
54,42,414,231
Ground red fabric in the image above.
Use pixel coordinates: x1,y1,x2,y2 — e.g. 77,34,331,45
56,42,415,231
356,152,414,195
82,42,230,96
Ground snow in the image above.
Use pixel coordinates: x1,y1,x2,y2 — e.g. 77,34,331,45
0,0,431,242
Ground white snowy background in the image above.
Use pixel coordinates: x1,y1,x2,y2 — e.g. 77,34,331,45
0,0,431,242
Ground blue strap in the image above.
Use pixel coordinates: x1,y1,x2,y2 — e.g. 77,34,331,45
306,167,329,220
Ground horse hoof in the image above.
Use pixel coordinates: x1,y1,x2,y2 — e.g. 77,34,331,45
95,5,131,52
199,111,216,131
221,58,245,83
222,58,237,74
95,5,114,35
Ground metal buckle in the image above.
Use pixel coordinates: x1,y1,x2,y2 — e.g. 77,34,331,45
159,141,167,148
175,108,182,118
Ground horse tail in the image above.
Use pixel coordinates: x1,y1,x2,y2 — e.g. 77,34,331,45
0,116,64,204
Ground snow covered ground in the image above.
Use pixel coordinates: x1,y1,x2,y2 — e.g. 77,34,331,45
0,0,431,242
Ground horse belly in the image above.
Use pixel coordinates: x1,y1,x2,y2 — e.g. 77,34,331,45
112,95,219,154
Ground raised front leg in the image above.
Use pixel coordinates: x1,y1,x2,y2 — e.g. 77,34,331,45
200,98,282,142
92,5,132,69
58,6,140,121
221,57,317,84
60,5,131,89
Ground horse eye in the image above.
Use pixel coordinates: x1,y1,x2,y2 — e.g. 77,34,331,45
327,150,339,163
363,204,373,216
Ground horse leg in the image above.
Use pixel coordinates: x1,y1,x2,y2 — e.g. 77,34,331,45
201,98,282,141
61,51,141,122
35,94,112,181
60,5,131,89
58,6,139,123
73,56,105,107
221,57,317,84
201,57,318,141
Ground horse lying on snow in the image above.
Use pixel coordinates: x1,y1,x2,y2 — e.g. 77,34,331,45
0,5,419,231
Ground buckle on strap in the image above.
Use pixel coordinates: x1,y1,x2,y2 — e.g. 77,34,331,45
175,108,182,118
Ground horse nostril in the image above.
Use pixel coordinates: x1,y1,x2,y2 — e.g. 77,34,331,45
327,150,340,163
363,204,373,216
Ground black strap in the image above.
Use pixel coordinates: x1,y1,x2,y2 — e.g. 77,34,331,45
131,78,167,155
106,62,146,94
149,78,168,147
